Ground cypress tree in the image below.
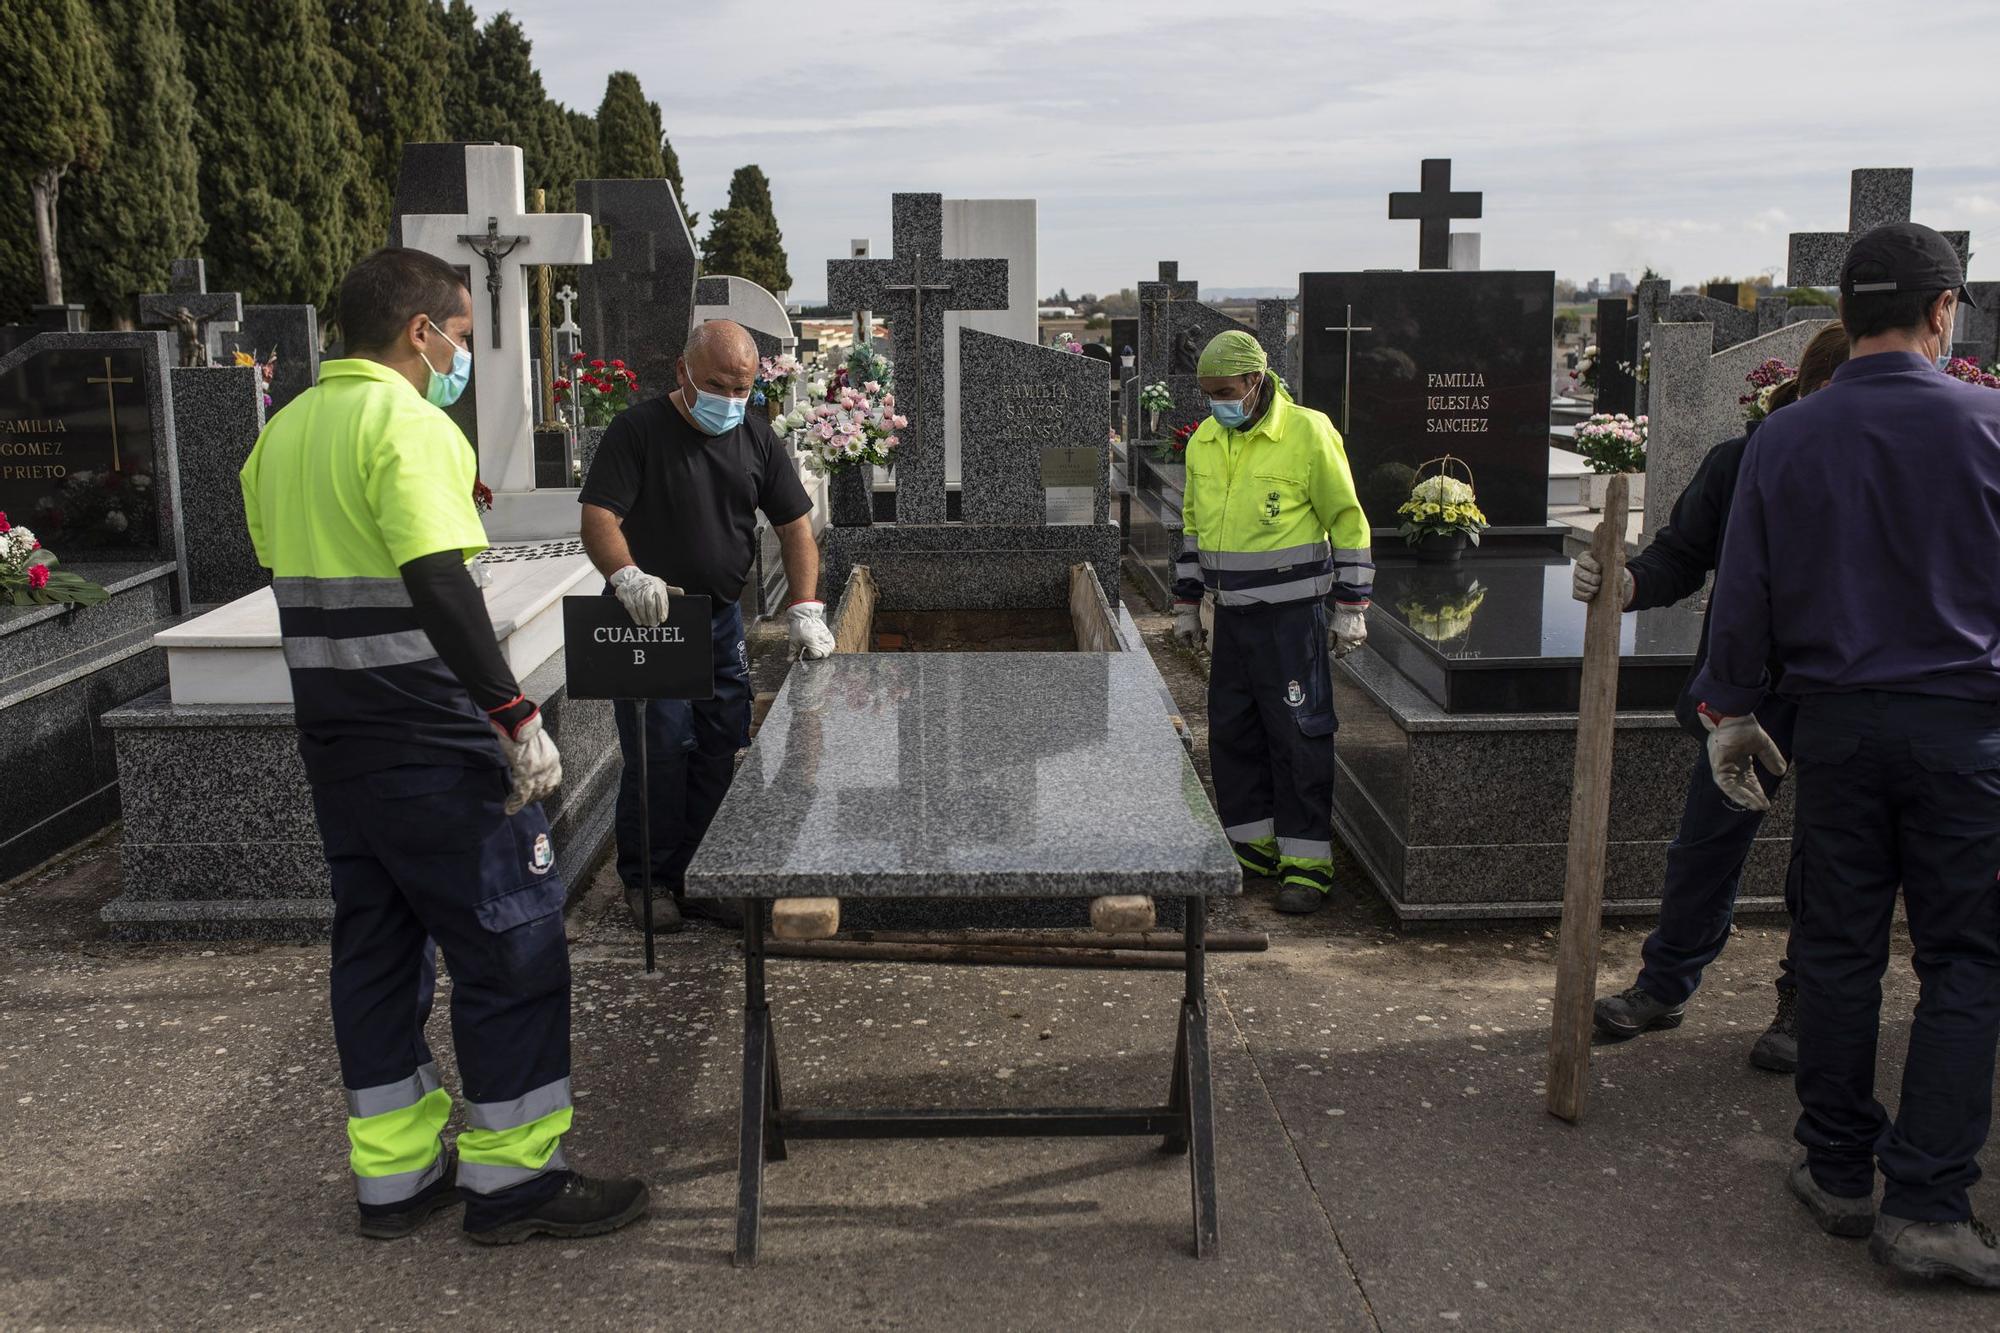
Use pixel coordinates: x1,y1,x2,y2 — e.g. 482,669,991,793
329,0,449,242
450,11,589,211
654,107,700,233
702,166,791,296
594,72,663,180
1,0,112,306
177,0,369,307
65,0,204,326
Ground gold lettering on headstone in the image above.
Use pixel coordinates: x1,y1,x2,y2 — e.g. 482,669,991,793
1423,371,1490,434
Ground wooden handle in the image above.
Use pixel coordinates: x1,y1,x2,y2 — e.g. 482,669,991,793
1546,473,1629,1123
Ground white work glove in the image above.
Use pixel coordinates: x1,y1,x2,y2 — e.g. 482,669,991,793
494,712,563,816
1173,602,1204,650
609,564,670,627
1699,709,1788,812
787,600,835,660
1571,551,1633,608
1331,603,1369,658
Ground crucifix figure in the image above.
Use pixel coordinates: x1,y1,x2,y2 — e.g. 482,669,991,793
402,146,592,492
139,257,242,367
1321,305,1373,436
86,355,135,471
826,193,1008,523
1388,159,1482,271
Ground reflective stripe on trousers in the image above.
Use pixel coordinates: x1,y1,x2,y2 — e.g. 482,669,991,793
347,1073,452,1204
457,1075,574,1197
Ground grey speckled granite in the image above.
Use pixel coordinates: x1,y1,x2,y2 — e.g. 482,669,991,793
1643,319,1833,542
577,178,699,395
138,259,241,366
821,522,1121,612
685,652,1237,900
219,305,319,413
168,365,267,605
1787,168,1971,287
827,193,1009,523
1330,646,1792,923
1662,294,1757,352
98,652,621,939
1124,458,1185,612
0,561,176,679
957,328,1110,525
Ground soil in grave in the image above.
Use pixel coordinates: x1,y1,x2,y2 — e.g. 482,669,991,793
867,607,1077,653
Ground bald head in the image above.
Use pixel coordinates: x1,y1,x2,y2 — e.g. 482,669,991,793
681,320,759,396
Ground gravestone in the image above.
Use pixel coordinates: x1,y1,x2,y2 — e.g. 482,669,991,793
1134,261,1279,444
1388,159,1483,271
957,328,1110,526
1632,277,1671,415
693,275,794,359
139,259,242,368
401,144,593,494
167,364,266,603
574,177,698,396
1449,233,1481,272
1298,269,1556,528
1787,168,1971,287
388,142,482,447
826,193,1009,522
219,305,320,414
940,199,1039,489
1593,297,1637,417
0,331,184,600
1643,317,1836,546
1957,282,1999,363
1663,293,1758,352
1110,316,1138,371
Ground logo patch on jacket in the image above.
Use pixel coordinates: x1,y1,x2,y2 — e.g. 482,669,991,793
531,833,554,875
1263,490,1282,523
1285,680,1305,707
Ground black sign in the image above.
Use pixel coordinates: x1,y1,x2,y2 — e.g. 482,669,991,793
0,345,160,550
563,594,715,700
1299,270,1554,528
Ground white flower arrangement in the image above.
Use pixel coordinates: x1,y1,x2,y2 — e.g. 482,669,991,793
777,380,907,474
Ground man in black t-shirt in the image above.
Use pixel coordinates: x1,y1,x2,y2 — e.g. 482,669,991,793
579,320,832,930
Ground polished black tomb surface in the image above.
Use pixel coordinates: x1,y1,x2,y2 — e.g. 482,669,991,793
1366,554,1704,714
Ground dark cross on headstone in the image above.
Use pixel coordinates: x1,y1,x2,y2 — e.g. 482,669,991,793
139,258,242,368
86,356,136,470
1388,159,1483,271
1320,305,1373,436
458,217,529,349
1788,168,1972,287
826,193,1008,522
1136,260,1200,396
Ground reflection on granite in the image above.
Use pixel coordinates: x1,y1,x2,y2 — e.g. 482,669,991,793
686,652,1238,900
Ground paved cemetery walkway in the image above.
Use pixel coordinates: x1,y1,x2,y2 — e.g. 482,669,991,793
1,594,1994,1330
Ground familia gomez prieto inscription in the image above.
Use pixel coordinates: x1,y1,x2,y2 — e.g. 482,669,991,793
0,346,158,549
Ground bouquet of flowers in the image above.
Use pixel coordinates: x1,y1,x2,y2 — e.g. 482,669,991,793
1618,339,1652,385
33,466,156,547
846,342,893,393
1944,357,2000,389
1396,580,1488,645
1,510,109,607
1573,413,1648,474
1741,358,1797,424
230,348,277,411
777,378,907,474
753,353,805,414
1154,420,1199,463
1570,343,1599,393
1139,380,1173,432
1397,470,1488,547
554,351,639,427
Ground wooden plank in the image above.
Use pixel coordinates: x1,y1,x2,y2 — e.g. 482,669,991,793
1546,473,1630,1124
1068,563,1121,653
830,564,877,655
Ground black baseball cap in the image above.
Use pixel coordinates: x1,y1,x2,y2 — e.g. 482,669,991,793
1841,222,1978,308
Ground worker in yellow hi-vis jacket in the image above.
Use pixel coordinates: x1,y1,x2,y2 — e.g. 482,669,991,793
1172,331,1373,913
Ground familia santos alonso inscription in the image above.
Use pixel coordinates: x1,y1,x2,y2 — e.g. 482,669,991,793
0,345,160,549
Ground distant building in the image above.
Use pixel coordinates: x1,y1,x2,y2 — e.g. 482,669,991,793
1609,272,1634,295
1036,305,1079,318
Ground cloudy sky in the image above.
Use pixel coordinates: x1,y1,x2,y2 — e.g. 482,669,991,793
506,0,1999,302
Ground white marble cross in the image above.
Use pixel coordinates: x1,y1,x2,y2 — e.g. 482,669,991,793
555,284,579,334
402,145,592,492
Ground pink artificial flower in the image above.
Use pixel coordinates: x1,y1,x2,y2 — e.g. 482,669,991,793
892,415,909,429
863,380,881,395
28,563,49,590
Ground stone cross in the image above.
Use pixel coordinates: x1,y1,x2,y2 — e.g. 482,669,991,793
826,193,1008,522
138,258,242,368
1388,159,1483,271
1787,168,1972,287
1136,260,1199,392
402,145,592,491
555,284,578,330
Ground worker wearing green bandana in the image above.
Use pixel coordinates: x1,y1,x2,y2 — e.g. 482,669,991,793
1172,330,1373,913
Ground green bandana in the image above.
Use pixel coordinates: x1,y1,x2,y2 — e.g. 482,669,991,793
1195,330,1292,400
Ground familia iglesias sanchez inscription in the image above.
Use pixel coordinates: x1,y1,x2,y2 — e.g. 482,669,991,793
1426,372,1491,433
0,346,160,549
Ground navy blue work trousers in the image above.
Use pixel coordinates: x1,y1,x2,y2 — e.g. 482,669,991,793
1207,599,1337,861
1788,690,2000,1222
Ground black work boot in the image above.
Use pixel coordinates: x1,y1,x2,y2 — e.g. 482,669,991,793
464,1171,651,1246
356,1149,461,1240
1274,862,1332,914
1788,1160,1874,1238
676,893,744,930
625,885,683,934
1591,984,1685,1040
1231,839,1280,878
1749,988,1798,1074
1870,1214,2000,1288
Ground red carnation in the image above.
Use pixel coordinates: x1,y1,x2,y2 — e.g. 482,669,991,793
590,359,606,370
610,359,625,369
570,351,586,363
0,510,10,533
28,563,49,590
553,377,570,390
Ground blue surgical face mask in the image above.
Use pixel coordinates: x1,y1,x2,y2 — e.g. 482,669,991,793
420,319,471,407
1936,298,1959,372
1208,375,1260,428
690,387,749,436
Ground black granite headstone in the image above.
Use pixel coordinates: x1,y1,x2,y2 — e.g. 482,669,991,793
1299,270,1556,529
388,142,481,447
575,178,699,397
1593,297,1637,417
219,305,320,414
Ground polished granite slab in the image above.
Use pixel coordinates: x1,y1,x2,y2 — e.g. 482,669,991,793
685,652,1239,900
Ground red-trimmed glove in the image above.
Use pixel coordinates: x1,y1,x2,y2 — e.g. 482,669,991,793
487,697,562,815
1698,704,1786,812
1332,602,1369,658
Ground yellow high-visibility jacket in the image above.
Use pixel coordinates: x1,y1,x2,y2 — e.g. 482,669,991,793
1173,393,1373,609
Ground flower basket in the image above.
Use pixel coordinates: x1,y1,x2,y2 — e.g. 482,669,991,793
1396,456,1488,557
827,464,874,527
